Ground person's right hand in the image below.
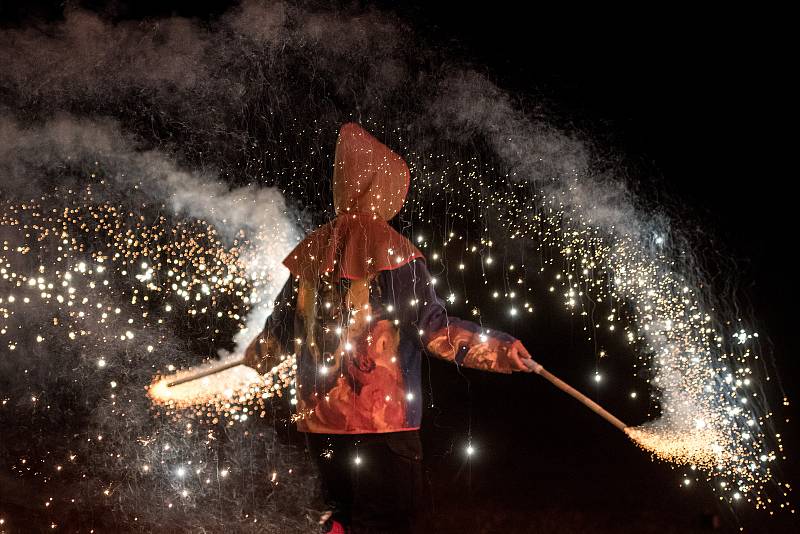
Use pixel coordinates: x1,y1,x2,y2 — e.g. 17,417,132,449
506,340,543,374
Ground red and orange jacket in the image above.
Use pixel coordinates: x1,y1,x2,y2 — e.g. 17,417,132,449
257,257,518,434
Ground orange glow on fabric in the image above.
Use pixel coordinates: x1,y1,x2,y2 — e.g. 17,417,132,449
283,123,422,281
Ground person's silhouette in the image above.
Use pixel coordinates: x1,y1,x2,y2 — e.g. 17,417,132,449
243,122,536,533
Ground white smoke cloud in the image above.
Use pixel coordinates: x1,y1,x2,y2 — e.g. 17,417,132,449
165,175,300,355
0,112,300,355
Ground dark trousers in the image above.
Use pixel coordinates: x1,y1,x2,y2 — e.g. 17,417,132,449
306,430,424,534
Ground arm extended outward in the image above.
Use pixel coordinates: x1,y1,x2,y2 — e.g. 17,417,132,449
389,259,539,374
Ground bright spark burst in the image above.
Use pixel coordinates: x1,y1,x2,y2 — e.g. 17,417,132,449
147,356,296,419
406,154,791,512
1,151,791,520
1,182,297,419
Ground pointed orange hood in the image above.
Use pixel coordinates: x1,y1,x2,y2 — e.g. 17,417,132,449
283,123,423,280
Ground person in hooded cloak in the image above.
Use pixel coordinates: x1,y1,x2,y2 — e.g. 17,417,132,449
243,123,537,533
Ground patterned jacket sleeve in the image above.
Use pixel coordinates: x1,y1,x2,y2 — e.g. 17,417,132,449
384,259,519,373
248,276,297,371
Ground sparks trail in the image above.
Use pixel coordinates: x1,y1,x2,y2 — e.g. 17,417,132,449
401,153,791,512
0,182,314,530
0,183,283,415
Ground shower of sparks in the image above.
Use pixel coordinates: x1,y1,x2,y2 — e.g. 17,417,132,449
147,355,296,417
0,2,793,528
624,426,729,469
0,181,311,528
0,182,298,417
402,153,791,513
1,147,792,522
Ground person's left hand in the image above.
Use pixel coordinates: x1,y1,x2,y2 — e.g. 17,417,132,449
504,340,542,374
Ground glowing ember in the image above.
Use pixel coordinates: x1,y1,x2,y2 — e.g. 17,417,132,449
148,356,296,413
625,425,728,470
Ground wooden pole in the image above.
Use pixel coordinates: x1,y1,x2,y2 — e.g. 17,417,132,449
166,357,246,387
534,365,628,432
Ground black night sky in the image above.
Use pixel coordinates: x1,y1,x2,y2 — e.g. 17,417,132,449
1,2,797,533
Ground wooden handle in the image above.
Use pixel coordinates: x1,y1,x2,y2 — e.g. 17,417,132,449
166,357,246,387
535,366,628,432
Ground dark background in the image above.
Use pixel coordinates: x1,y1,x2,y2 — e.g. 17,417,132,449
1,1,796,532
